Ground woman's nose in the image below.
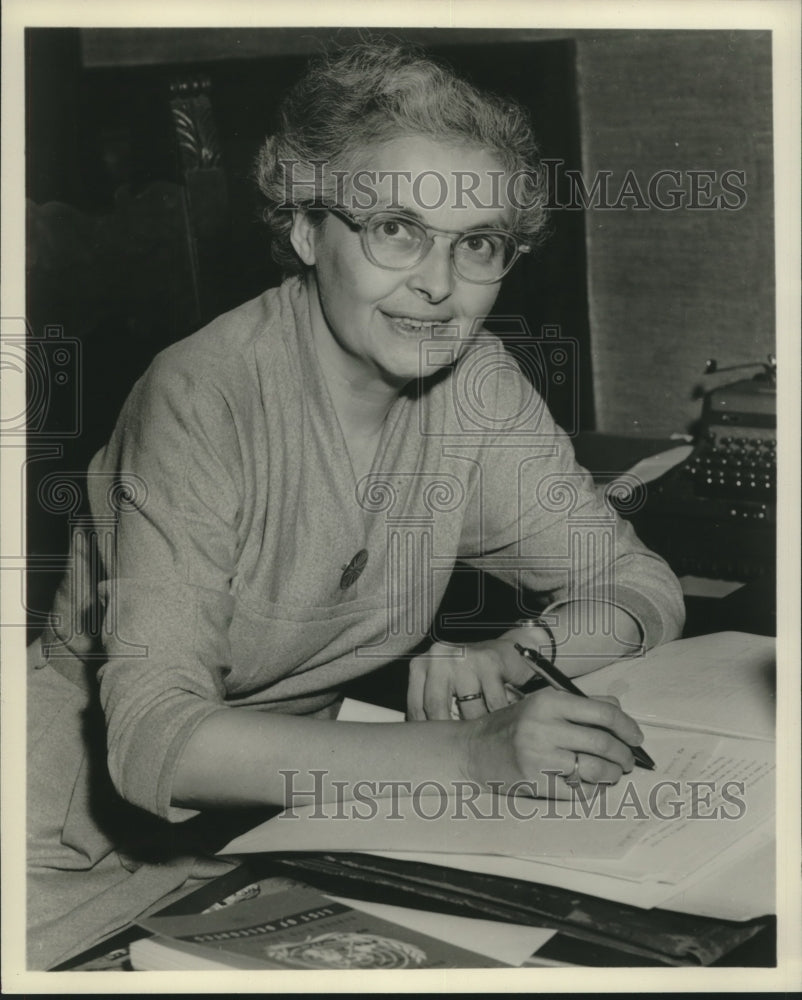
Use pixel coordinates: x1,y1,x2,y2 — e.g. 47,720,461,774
407,235,455,302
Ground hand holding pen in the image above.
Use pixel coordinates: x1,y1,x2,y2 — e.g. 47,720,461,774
513,642,655,771
406,635,650,793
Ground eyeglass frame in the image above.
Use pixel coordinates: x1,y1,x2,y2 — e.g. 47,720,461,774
324,206,532,285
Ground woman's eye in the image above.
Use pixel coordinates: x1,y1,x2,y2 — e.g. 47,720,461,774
462,235,496,257
379,219,413,239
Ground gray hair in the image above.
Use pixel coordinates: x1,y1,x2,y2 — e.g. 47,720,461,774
254,40,549,275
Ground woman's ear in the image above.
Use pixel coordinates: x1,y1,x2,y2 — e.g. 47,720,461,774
289,210,318,267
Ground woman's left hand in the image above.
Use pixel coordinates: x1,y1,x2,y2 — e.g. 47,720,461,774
407,637,536,720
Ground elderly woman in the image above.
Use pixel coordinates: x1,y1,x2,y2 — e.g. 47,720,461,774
27,41,684,968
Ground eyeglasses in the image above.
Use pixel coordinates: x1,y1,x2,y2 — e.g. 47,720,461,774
327,207,531,284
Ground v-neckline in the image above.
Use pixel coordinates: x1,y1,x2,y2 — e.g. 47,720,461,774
342,424,388,487
287,278,409,518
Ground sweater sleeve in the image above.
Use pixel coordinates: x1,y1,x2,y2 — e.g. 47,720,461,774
92,349,246,821
456,355,685,650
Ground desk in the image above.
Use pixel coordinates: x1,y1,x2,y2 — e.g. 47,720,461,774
56,847,775,971
53,434,778,971
56,634,777,971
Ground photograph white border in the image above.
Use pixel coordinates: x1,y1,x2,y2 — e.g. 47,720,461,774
2,0,799,993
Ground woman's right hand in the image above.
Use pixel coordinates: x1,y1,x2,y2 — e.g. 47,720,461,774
462,688,645,799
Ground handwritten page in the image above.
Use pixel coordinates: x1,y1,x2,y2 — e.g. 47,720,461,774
530,733,774,883
579,632,775,741
330,700,774,920
223,685,775,922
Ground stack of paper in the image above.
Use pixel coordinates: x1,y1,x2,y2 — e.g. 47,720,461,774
219,633,775,925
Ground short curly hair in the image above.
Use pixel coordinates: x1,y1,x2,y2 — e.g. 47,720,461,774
254,40,549,275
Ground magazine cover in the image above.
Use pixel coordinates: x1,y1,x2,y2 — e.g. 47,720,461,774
136,883,506,969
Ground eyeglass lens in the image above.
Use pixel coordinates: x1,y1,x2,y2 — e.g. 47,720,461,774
364,215,516,281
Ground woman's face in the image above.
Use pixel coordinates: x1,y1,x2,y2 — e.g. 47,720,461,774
292,136,516,389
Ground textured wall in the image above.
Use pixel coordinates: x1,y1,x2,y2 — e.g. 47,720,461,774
574,30,774,435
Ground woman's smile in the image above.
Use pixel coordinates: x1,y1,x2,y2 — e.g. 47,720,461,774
379,310,455,337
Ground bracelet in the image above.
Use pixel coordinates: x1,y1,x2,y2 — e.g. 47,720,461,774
514,617,557,666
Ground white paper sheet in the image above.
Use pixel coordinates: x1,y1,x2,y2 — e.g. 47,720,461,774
530,734,775,884
620,443,694,484
679,575,745,598
220,790,639,859
579,632,775,741
323,895,555,966
376,819,775,921
335,699,774,888
658,821,775,920
337,698,404,723
268,688,774,920
221,726,716,862
333,702,775,914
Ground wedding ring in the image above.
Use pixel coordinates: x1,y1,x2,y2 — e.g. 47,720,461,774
563,753,582,786
455,692,484,703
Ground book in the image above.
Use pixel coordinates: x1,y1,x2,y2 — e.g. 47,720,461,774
130,881,508,970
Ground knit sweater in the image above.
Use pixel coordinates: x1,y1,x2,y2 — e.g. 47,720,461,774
47,276,685,822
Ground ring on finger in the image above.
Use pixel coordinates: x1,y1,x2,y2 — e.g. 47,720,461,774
455,692,484,704
563,752,582,786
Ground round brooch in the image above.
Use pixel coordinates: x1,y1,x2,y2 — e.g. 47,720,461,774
340,548,368,589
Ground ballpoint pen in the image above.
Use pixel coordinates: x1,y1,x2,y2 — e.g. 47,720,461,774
513,642,656,771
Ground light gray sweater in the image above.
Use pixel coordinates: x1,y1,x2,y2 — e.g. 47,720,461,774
47,277,684,822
